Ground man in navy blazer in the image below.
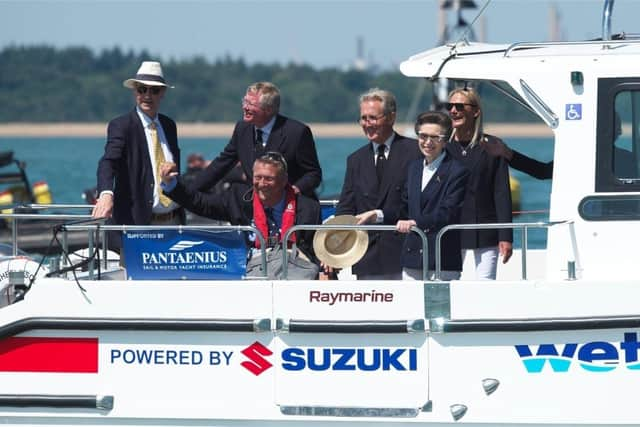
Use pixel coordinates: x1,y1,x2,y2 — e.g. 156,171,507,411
189,82,322,197
393,111,469,281
336,88,422,280
93,61,183,250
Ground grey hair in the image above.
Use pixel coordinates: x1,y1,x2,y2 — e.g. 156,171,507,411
359,88,397,115
247,82,281,113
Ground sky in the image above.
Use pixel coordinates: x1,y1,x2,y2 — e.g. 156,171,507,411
1,0,638,70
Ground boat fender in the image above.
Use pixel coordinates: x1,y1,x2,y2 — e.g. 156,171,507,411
0,189,14,218
0,257,49,308
33,180,53,204
510,175,521,214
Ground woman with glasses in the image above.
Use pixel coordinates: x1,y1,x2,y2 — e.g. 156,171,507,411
391,111,470,281
445,87,513,280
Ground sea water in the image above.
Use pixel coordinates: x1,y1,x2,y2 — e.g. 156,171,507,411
0,136,553,248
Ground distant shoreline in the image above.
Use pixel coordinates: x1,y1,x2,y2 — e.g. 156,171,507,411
0,122,553,138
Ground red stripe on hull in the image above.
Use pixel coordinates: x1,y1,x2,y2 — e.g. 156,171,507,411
0,337,98,373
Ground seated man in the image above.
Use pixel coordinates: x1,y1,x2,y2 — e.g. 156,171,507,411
160,152,320,262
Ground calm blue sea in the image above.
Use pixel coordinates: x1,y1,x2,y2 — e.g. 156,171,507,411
0,136,553,248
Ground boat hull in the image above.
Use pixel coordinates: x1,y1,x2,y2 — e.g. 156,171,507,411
0,278,638,426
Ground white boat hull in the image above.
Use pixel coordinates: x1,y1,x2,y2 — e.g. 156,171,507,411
0,277,638,426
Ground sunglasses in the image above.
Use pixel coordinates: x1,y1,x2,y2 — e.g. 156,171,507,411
445,102,476,111
260,151,288,173
136,85,163,95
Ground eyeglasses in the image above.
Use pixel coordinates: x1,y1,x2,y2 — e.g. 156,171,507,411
136,85,163,95
444,102,476,111
259,151,288,173
241,97,264,110
417,133,447,143
358,114,386,125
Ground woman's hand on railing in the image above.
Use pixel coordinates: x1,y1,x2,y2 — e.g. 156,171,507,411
396,219,416,234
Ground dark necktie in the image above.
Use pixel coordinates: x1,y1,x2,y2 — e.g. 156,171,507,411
376,144,386,183
255,129,265,155
265,207,279,246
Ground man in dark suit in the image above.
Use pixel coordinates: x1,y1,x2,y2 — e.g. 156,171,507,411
93,61,183,250
160,152,320,261
336,88,422,280
392,111,469,281
189,82,322,197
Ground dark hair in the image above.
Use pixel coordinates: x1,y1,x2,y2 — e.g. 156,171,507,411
414,110,453,138
256,151,288,176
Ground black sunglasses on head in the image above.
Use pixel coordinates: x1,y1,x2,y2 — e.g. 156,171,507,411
261,151,288,172
136,85,163,95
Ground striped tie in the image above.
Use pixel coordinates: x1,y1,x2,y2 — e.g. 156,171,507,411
150,122,172,207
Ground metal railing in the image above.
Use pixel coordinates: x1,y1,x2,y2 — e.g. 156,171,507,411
282,225,429,281
434,220,576,280
1,205,578,283
0,204,94,256
61,223,268,279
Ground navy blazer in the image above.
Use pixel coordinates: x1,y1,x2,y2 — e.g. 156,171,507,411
447,134,513,248
394,155,469,272
336,133,422,276
96,109,182,225
189,114,322,196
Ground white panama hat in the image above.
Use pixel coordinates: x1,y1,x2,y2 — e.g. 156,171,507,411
313,215,369,269
123,61,174,89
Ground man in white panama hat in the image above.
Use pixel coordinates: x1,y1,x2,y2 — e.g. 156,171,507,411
93,61,184,251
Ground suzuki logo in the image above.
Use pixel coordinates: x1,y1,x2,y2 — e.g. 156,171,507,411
241,341,272,375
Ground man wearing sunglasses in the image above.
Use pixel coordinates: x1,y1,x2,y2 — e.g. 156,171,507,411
187,82,322,198
93,61,184,250
159,152,321,264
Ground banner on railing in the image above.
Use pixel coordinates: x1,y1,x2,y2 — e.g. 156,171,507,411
122,229,248,280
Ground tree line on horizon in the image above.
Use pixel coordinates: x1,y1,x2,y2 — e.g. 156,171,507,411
0,45,538,124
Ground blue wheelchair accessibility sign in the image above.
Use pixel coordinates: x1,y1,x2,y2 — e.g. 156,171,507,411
565,104,582,120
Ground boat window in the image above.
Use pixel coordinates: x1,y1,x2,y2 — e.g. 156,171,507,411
579,195,640,221
596,78,640,191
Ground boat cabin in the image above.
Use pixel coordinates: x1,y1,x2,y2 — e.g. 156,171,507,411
401,24,640,282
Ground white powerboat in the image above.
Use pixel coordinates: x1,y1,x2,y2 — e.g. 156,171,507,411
1,1,640,425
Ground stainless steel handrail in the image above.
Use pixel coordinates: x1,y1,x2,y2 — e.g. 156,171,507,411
520,79,558,128
21,204,94,210
0,211,94,256
281,225,429,281
602,0,614,42
503,38,640,57
62,224,268,278
434,220,574,280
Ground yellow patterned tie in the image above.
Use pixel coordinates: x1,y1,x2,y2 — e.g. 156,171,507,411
150,122,172,207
